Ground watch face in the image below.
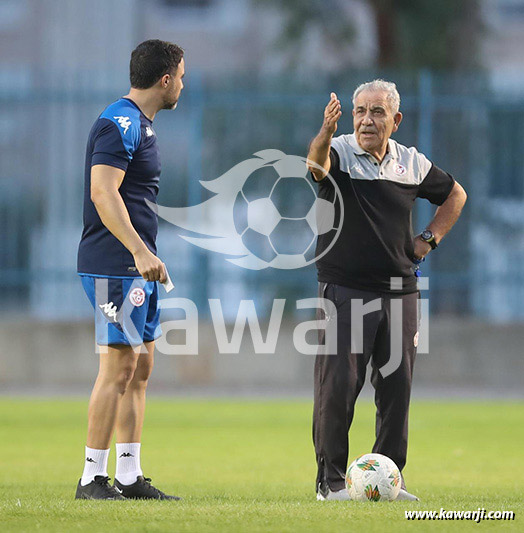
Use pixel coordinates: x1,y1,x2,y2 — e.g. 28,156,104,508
421,230,433,242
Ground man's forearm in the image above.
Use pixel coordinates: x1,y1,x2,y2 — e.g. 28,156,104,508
307,128,333,181
92,191,147,255
427,183,467,244
307,93,341,181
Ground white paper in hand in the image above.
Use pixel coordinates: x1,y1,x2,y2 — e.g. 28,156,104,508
161,267,175,293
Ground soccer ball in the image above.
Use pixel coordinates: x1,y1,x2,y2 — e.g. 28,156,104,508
233,152,341,269
345,453,401,502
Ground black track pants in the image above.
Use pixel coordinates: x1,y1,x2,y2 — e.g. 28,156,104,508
313,282,419,492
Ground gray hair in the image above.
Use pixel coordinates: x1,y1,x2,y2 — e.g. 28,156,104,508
352,79,401,113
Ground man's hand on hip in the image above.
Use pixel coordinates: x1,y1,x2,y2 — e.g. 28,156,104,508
413,235,432,260
133,247,167,282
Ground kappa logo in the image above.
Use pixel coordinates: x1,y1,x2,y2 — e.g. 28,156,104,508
86,457,97,463
145,126,155,137
114,115,131,134
129,287,146,307
119,452,134,458
99,301,119,322
394,163,407,175
350,163,365,175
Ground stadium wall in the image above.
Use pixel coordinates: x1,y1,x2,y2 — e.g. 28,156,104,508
0,319,522,398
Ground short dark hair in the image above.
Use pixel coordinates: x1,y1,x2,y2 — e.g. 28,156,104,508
130,39,184,89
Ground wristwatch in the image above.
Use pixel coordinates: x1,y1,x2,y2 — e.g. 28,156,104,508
420,229,438,250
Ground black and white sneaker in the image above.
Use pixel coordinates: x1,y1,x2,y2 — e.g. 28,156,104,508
75,476,126,500
114,476,180,500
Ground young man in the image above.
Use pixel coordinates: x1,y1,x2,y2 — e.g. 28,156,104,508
308,80,467,501
76,40,185,500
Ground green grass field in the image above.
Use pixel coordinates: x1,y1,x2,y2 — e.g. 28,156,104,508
0,398,522,532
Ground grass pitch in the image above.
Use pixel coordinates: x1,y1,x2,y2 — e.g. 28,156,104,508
0,398,522,532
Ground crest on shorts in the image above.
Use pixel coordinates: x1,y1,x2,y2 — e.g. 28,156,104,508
129,287,146,307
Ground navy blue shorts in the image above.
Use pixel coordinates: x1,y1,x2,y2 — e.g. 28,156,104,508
80,275,161,346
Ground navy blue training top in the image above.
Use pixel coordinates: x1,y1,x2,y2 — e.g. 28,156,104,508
78,97,161,277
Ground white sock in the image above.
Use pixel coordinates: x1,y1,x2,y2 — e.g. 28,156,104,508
81,447,110,486
115,442,143,485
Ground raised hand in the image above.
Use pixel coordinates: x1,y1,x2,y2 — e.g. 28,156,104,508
322,92,342,136
307,92,342,181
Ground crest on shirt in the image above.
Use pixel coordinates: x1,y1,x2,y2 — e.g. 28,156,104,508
129,288,146,307
394,163,407,175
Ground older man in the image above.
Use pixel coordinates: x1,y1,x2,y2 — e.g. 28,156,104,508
307,80,466,501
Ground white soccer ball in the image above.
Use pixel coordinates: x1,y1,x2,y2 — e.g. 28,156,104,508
345,453,401,502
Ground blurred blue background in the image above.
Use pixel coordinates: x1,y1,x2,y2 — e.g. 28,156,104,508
0,0,523,395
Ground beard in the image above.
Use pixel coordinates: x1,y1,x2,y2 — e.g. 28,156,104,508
162,97,179,110
162,94,180,109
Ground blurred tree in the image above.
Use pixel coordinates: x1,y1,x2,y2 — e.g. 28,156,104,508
255,0,356,71
371,0,484,69
257,0,484,70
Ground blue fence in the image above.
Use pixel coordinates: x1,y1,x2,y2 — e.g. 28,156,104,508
0,70,522,321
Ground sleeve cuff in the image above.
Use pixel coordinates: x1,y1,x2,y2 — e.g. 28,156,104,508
91,153,129,172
